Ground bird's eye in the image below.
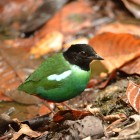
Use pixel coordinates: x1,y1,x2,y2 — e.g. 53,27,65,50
80,51,87,56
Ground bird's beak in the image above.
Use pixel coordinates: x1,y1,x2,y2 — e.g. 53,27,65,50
88,54,104,60
94,54,104,60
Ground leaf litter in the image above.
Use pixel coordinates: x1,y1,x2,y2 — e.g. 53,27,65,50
0,0,140,139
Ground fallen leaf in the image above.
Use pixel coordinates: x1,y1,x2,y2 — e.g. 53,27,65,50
118,115,140,138
97,22,140,36
30,31,63,58
37,0,93,39
64,37,88,49
12,123,41,140
0,44,41,104
0,0,43,24
98,70,117,89
20,0,68,34
122,0,140,19
125,80,140,113
89,32,140,73
53,110,92,122
130,0,140,5
120,56,140,75
0,49,22,90
0,91,12,102
38,104,51,116
4,0,93,48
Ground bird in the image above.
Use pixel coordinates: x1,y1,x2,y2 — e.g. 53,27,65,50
18,44,103,107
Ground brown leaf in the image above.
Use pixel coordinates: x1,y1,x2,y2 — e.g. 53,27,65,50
98,70,117,89
38,104,51,116
121,0,140,19
53,110,92,122
125,80,140,113
97,22,140,36
0,91,12,102
30,31,63,58
0,47,22,101
0,0,43,24
89,32,140,73
118,115,140,138
4,0,93,49
120,56,140,75
64,37,88,50
12,123,41,140
37,0,93,39
0,45,41,104
130,0,140,5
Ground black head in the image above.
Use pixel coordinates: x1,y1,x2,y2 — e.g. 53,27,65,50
63,44,103,71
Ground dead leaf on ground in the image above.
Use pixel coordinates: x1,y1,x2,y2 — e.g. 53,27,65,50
120,56,140,75
12,123,41,140
38,104,51,116
4,0,93,48
89,32,140,73
97,22,140,36
121,0,140,19
40,0,93,38
125,80,140,113
0,44,41,104
0,46,22,101
20,0,68,34
30,31,63,58
53,110,92,122
130,0,140,5
0,91,12,102
118,115,140,138
0,0,43,24
63,37,88,50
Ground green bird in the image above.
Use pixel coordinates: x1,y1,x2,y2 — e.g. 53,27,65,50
18,44,103,103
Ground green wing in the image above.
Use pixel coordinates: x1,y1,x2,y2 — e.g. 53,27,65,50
18,53,70,94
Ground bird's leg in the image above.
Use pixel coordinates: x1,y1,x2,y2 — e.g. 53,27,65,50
42,100,55,114
55,102,72,110
61,102,73,110
42,100,73,113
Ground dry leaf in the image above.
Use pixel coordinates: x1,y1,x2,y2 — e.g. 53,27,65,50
130,0,140,5
38,0,93,38
4,0,93,48
0,91,12,102
122,0,140,19
38,104,51,116
64,37,88,50
118,115,140,138
89,32,140,73
12,123,41,140
53,110,92,122
0,45,41,104
97,22,140,36
30,31,63,58
125,80,140,113
120,56,140,75
0,48,22,91
0,0,43,24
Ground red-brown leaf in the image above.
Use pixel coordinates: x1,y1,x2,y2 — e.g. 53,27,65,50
120,56,140,75
53,110,92,122
89,32,140,73
126,80,140,113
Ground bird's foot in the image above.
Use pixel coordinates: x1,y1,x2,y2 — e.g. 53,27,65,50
42,100,73,115
55,102,73,110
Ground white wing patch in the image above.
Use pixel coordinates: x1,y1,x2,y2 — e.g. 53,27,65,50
47,70,72,81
